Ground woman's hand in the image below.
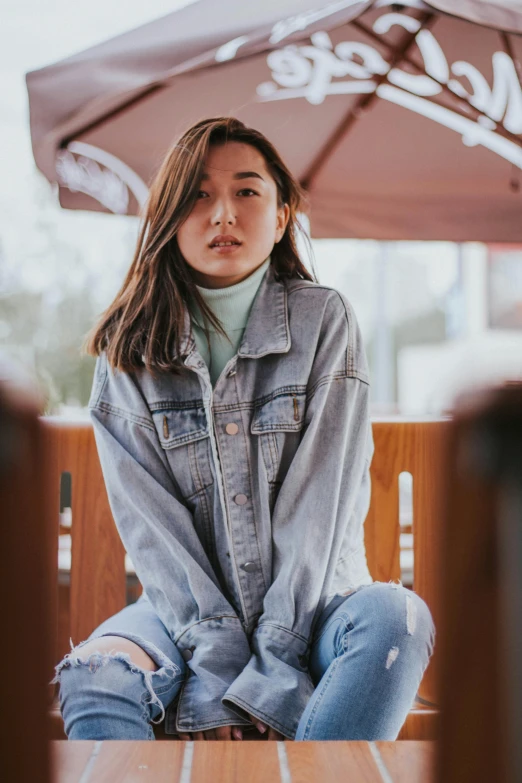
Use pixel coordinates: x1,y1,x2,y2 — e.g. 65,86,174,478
177,714,286,741
178,724,240,741
245,713,286,741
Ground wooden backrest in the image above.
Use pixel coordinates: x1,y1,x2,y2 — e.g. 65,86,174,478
42,416,449,706
366,418,449,706
41,418,127,659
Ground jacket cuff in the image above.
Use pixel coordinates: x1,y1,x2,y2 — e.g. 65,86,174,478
221,623,315,739
175,616,253,732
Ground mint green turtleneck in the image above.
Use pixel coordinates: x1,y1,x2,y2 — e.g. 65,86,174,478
188,256,271,386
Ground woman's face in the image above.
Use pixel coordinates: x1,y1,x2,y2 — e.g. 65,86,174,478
177,141,290,288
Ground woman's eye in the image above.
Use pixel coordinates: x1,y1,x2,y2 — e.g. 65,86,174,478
196,188,257,199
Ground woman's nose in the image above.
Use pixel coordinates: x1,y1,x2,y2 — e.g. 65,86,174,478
211,199,236,226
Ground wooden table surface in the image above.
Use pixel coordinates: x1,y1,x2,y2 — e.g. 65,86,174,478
51,740,437,782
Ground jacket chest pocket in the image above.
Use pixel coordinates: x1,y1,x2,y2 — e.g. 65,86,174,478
152,405,214,500
250,392,307,486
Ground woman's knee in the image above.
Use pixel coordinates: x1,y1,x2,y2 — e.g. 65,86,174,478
51,648,159,740
51,634,182,716
362,582,436,649
69,636,159,672
51,638,154,698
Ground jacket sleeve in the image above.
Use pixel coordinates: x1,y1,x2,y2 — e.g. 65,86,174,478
221,291,375,739
88,351,252,733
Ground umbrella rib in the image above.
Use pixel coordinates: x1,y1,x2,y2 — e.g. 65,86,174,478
300,9,436,192
349,18,522,149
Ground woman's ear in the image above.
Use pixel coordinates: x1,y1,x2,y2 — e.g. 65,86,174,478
275,203,290,243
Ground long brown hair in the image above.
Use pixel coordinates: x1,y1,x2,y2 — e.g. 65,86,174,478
82,116,316,377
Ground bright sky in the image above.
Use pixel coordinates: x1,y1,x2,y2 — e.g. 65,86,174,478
0,0,197,215
0,0,198,302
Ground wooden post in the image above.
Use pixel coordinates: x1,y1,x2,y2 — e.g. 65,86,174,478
436,381,522,783
0,359,53,782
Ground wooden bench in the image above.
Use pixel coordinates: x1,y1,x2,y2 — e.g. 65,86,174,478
43,416,448,741
51,739,437,781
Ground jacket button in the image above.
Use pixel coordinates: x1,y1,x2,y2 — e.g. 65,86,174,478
225,422,239,435
234,493,248,505
241,562,257,572
181,646,195,662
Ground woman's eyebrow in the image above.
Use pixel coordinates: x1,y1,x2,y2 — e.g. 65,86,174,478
233,171,265,181
200,170,265,182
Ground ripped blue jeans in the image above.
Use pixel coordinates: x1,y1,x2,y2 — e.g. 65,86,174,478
51,581,435,741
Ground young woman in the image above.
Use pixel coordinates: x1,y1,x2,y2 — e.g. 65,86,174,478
51,117,435,742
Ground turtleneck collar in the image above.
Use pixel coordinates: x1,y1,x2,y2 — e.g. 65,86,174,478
189,255,271,331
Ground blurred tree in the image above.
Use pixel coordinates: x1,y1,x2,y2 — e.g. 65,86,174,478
0,177,105,414
0,285,98,414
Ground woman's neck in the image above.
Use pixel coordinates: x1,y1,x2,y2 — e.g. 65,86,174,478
191,256,272,290
189,256,271,331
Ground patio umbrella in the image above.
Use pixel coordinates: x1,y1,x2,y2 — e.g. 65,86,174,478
25,0,522,241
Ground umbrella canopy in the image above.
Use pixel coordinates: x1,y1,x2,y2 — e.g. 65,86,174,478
25,0,522,240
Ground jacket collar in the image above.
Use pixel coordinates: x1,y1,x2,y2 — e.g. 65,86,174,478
179,262,291,360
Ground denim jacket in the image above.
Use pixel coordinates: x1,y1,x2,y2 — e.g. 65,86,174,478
88,262,375,739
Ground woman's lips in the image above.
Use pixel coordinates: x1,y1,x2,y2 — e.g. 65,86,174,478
209,243,242,254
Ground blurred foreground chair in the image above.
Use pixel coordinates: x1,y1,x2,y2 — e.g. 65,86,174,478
0,359,52,781
45,414,448,741
436,382,522,783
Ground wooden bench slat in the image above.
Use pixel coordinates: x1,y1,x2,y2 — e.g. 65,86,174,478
285,740,390,782
95,741,184,782
376,740,437,783
191,741,281,783
50,740,96,783
50,740,437,782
